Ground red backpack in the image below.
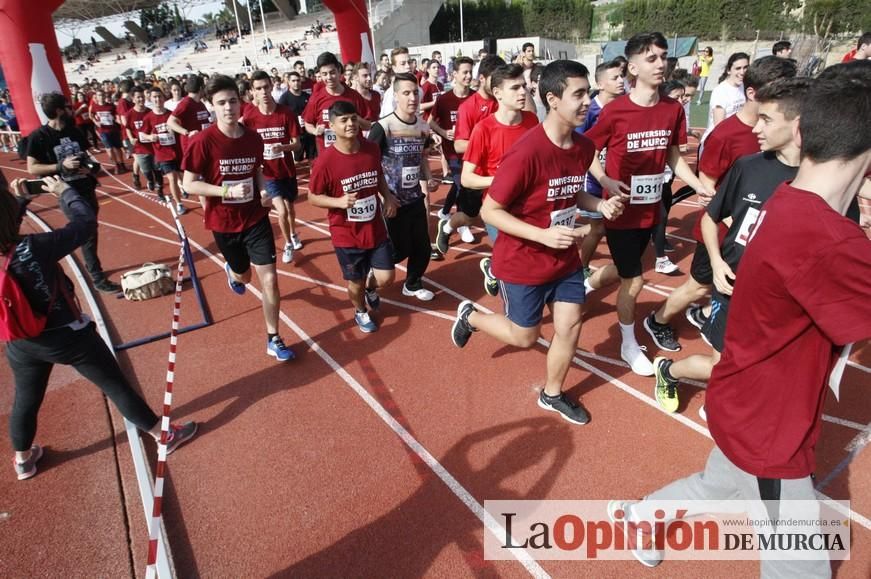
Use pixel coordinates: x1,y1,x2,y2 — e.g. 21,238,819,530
0,245,56,341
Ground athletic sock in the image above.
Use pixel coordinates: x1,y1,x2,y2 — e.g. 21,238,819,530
619,322,638,348
267,333,278,342
442,220,455,234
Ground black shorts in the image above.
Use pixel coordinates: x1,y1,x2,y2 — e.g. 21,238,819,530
458,188,484,218
605,227,653,279
701,292,729,352
213,216,276,274
690,243,713,285
334,239,395,280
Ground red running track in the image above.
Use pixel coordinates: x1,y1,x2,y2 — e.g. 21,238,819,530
0,147,869,578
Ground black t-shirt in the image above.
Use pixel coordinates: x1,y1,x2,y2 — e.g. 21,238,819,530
706,151,797,271
26,123,97,195
278,90,310,118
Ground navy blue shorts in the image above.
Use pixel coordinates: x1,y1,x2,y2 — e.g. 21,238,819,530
334,239,395,281
99,130,122,149
264,177,299,202
500,268,585,328
158,159,180,174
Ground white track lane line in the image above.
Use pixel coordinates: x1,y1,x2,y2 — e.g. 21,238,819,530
92,187,550,578
25,210,175,579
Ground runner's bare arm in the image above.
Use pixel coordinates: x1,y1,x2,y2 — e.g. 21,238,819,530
428,116,450,140
166,115,192,137
481,195,574,249
701,212,735,295
182,170,247,199
454,139,468,155
460,160,492,190
669,146,715,198
378,174,398,218
304,121,323,136
587,151,629,196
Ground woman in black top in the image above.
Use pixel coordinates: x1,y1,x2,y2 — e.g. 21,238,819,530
1,172,196,481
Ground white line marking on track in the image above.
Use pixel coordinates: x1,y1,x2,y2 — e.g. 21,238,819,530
100,221,182,245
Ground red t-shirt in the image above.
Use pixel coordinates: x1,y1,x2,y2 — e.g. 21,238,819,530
126,108,153,155
90,102,118,134
172,96,212,151
242,104,300,180
489,125,594,285
141,110,181,163
421,80,443,119
585,95,686,229
308,140,388,249
431,90,470,161
73,99,92,126
708,184,871,479
116,97,132,126
464,111,539,195
240,100,255,118
360,91,381,122
454,91,499,142
181,124,268,234
693,114,760,241
302,85,370,153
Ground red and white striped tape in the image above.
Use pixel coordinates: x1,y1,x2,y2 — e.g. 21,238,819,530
145,240,186,579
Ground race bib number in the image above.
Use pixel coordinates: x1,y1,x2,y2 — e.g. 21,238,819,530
221,177,254,204
324,129,337,148
158,131,176,146
200,121,212,131
630,173,664,204
549,207,577,229
263,143,285,160
401,166,420,189
298,115,305,128
347,195,378,222
734,207,761,246
97,111,114,126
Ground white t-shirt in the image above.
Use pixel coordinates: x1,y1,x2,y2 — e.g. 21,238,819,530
703,82,745,139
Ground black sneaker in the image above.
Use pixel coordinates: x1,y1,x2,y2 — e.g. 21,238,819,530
451,300,477,348
165,421,198,454
132,174,142,190
93,279,122,293
480,258,498,297
663,240,676,253
685,305,708,330
537,391,591,425
435,218,451,255
147,181,156,192
643,311,681,352
430,244,444,261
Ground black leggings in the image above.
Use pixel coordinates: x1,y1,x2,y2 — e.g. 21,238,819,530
6,323,159,451
653,179,675,258
386,198,431,289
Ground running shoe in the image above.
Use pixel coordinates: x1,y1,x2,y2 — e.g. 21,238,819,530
479,257,498,297
537,391,590,425
364,288,381,311
458,225,475,243
267,336,295,361
685,305,708,330
441,176,454,184
436,208,450,221
165,422,198,454
14,445,43,481
451,300,477,348
93,279,122,294
291,234,304,251
655,256,680,275
621,343,654,376
132,174,142,190
157,191,167,203
282,243,293,264
607,501,663,567
225,263,246,295
176,204,187,216
354,311,378,333
663,240,676,253
402,283,434,301
653,357,679,413
435,218,451,255
643,312,681,352
430,245,444,261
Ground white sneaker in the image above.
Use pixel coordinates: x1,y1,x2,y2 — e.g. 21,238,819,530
176,203,187,215
458,225,475,243
621,343,654,376
607,501,663,568
402,284,434,301
655,256,679,275
282,244,293,264
436,208,450,221
291,234,303,251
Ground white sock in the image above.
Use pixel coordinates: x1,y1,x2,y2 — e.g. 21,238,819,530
656,256,667,263
620,322,638,349
442,221,455,234
584,278,594,294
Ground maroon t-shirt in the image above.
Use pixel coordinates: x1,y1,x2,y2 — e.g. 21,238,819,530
360,91,381,122
431,90,470,161
420,80,443,120
301,85,370,153
308,140,388,249
116,97,133,126
182,124,268,233
172,96,212,151
126,108,153,155
242,104,300,180
90,102,118,134
141,110,181,163
708,183,871,478
489,125,594,285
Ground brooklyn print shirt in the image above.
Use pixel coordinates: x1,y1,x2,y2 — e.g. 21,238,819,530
368,113,431,207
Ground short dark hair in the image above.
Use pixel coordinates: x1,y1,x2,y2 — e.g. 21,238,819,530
293,60,305,67
754,77,812,120
118,79,133,93
660,80,685,98
772,40,792,55
250,69,271,84
799,61,870,162
131,86,145,96
490,64,524,91
454,56,474,69
530,63,544,83
684,76,700,88
288,71,301,80
237,79,251,94
857,33,871,50
595,59,623,82
522,42,534,52
625,32,668,59
432,50,441,57
743,55,797,94
328,99,357,121
40,92,68,120
205,74,239,102
392,72,418,92
316,51,342,71
539,60,590,111
185,75,203,94
478,54,506,79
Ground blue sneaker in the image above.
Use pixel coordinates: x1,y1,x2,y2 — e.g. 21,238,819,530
267,336,295,361
354,311,378,333
225,263,245,295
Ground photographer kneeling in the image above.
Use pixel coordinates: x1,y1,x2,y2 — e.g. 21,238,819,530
1,173,196,480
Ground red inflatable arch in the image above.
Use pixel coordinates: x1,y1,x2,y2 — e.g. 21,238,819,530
321,0,374,66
